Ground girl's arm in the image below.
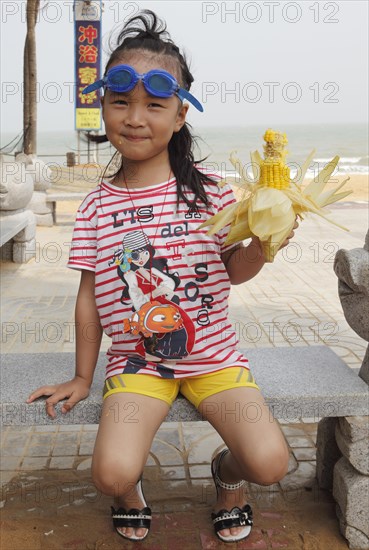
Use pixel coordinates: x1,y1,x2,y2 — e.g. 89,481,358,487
27,270,103,418
75,269,103,386
222,220,299,285
221,238,266,285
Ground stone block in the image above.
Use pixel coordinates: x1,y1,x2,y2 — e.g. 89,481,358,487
1,241,13,261
0,161,34,210
13,238,36,263
336,419,369,475
339,416,369,442
27,190,52,214
34,212,53,227
316,417,341,489
359,346,369,385
12,211,36,242
333,457,369,537
336,504,369,549
334,241,369,342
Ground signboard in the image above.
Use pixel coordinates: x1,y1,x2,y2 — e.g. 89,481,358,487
74,0,102,131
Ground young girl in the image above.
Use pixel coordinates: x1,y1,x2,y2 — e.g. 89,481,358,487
28,10,297,544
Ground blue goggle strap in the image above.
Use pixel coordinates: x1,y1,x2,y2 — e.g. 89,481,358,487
82,79,106,95
82,77,204,112
177,88,204,112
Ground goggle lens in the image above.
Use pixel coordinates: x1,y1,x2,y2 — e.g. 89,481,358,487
147,74,173,95
110,70,132,88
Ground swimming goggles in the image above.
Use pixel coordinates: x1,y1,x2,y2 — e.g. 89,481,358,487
82,64,204,112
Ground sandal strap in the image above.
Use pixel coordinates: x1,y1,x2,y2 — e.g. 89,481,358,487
212,504,253,532
111,506,152,530
214,449,246,491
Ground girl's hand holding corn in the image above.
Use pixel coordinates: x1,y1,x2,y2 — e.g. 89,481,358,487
200,129,352,262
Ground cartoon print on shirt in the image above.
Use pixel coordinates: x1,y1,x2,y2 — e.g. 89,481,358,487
109,230,195,369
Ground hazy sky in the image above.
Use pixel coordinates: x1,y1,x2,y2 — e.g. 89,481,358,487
1,0,368,133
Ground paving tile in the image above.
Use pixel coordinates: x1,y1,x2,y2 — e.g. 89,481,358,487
189,464,211,479
20,457,49,470
49,457,75,469
82,424,99,431
154,426,182,448
58,425,83,431
79,441,95,455
76,457,92,471
285,436,315,448
54,433,79,445
29,433,56,446
6,426,33,434
182,422,219,448
149,465,186,481
3,433,31,446
34,425,59,432
80,432,97,444
150,439,184,465
25,445,51,457
292,447,317,461
287,453,298,474
52,444,78,456
0,456,22,470
280,461,316,490
1,446,27,457
280,425,307,437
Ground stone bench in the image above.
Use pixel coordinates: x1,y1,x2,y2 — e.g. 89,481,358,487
1,346,368,426
46,192,86,224
0,215,36,263
1,345,368,548
0,217,28,248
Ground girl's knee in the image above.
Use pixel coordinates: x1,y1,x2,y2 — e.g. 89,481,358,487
92,457,142,496
238,443,290,485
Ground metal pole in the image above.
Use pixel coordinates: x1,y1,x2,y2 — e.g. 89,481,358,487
87,131,91,163
77,130,81,164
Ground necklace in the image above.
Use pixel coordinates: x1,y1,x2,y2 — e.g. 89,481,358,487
118,167,185,346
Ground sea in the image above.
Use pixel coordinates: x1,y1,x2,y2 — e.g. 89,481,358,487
1,123,368,179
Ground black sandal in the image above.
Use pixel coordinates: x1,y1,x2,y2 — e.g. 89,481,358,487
211,449,253,543
111,478,151,542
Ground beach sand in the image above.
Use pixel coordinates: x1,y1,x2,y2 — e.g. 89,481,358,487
52,168,368,220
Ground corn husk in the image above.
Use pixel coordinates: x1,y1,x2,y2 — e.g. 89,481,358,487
200,129,352,262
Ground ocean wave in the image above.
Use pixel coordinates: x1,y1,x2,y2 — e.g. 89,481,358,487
219,167,368,180
307,166,368,175
314,156,369,165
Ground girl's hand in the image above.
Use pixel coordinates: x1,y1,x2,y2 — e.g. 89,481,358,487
26,376,90,419
279,218,300,250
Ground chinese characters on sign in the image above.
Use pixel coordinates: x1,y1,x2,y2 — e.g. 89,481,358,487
74,0,102,130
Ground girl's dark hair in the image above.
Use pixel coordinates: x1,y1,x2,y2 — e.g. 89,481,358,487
91,10,216,207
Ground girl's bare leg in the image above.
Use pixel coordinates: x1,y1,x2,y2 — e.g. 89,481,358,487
199,387,289,539
92,392,170,539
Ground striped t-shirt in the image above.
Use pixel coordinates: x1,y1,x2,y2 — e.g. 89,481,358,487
67,174,250,380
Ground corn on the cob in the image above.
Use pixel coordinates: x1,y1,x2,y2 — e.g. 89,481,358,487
199,128,352,262
259,129,290,190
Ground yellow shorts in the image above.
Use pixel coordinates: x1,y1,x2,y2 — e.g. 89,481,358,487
103,367,259,409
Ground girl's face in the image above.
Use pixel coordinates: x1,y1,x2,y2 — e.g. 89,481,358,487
101,56,189,169
131,249,150,267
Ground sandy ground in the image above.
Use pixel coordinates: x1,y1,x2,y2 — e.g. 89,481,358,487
52,170,368,221
49,165,368,198
1,469,351,550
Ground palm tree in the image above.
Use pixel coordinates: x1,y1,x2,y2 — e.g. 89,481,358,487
23,0,40,155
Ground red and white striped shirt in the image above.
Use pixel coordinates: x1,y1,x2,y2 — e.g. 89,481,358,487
68,174,250,379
